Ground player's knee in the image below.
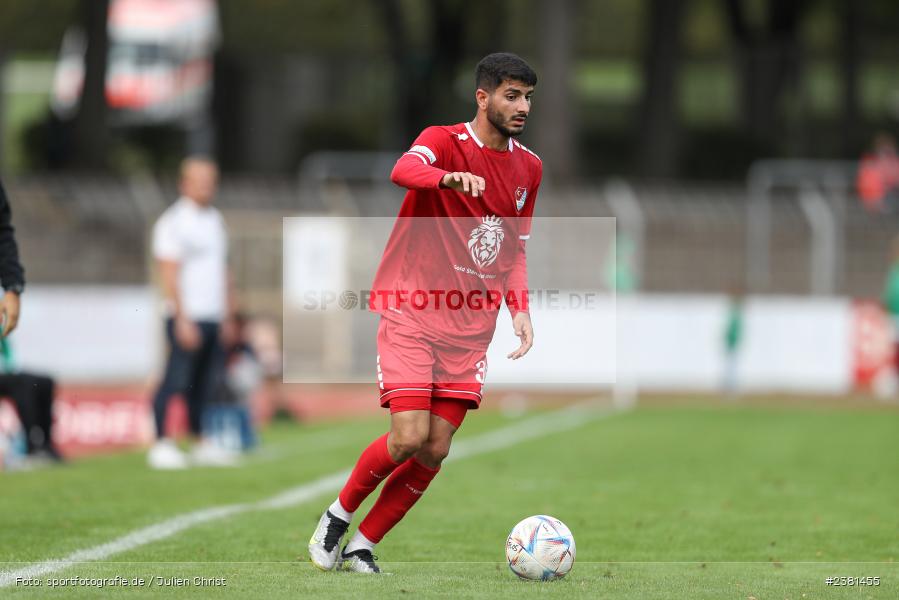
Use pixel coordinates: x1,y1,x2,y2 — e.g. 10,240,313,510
389,428,428,461
417,437,451,466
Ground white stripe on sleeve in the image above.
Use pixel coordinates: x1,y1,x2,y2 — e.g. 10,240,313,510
404,151,428,164
409,145,437,164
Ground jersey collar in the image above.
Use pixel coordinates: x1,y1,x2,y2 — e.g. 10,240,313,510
465,122,514,152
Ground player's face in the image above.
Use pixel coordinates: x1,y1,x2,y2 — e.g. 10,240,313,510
486,80,534,138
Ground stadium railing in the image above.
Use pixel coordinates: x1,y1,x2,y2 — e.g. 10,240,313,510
4,164,890,302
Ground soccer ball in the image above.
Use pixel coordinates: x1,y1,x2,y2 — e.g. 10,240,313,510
505,515,576,581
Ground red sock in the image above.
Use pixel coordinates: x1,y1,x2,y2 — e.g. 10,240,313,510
357,457,440,543
338,433,401,512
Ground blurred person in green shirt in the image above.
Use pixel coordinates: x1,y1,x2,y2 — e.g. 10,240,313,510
722,286,745,399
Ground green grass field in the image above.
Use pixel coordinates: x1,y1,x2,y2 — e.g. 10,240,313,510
2,401,898,599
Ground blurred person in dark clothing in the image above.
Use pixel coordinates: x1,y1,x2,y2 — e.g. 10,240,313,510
0,180,56,464
0,180,25,337
0,336,62,461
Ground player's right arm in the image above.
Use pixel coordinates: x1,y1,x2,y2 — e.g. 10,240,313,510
440,172,485,197
153,215,200,351
390,126,485,197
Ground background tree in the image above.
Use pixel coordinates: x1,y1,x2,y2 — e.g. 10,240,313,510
839,0,860,156
723,0,806,151
535,0,576,183
637,0,685,177
0,0,75,168
70,0,109,170
373,0,473,148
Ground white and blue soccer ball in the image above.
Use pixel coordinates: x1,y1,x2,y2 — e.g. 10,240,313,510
505,515,576,581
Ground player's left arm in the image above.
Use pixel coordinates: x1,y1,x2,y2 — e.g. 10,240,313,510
505,165,541,360
506,241,533,360
507,311,533,360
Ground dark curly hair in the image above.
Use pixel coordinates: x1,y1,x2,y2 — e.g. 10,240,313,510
475,52,537,91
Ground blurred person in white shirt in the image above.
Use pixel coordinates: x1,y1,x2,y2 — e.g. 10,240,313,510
148,156,238,469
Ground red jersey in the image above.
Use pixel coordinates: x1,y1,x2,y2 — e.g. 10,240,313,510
370,122,542,350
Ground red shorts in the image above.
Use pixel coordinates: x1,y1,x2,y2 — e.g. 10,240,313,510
376,317,488,428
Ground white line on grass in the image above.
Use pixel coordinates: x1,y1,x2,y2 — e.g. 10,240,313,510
0,400,624,587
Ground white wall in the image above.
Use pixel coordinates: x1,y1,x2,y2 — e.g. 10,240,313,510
487,292,617,388
736,297,852,393
488,294,853,394
12,286,160,382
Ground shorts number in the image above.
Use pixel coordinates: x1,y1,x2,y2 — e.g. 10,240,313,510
475,359,488,384
377,354,385,390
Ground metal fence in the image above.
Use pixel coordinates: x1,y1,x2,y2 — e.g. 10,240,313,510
4,161,894,306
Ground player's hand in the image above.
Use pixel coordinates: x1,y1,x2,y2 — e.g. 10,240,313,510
174,315,201,351
507,312,533,360
0,291,20,338
441,172,486,197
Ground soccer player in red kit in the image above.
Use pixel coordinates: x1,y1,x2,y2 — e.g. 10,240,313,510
309,52,541,574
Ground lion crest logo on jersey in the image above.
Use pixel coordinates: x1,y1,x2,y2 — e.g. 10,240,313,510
468,215,505,269
515,187,528,212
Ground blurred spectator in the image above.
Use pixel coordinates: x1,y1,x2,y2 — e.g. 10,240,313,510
148,157,238,469
245,317,283,380
204,313,261,452
857,133,899,213
0,337,62,464
721,286,745,398
0,180,25,337
605,234,638,293
244,315,293,423
0,178,32,469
